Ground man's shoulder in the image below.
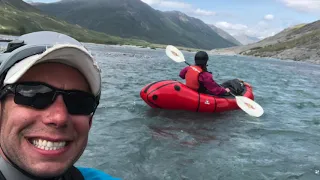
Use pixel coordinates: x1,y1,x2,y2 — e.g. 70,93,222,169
76,167,121,180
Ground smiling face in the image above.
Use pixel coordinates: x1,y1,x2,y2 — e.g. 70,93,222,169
0,63,92,178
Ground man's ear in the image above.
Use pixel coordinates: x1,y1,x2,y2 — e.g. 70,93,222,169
89,116,93,129
0,101,2,130
0,101,2,116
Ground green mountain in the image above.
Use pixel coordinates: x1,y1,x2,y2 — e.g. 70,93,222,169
210,21,320,64
0,0,39,12
34,0,237,49
163,11,237,48
0,0,161,47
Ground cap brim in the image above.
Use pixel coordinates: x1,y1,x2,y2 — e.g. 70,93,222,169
4,44,101,96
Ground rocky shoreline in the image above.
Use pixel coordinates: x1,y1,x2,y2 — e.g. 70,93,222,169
209,48,320,65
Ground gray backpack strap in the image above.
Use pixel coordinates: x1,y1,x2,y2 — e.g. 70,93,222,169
0,171,5,180
62,166,84,180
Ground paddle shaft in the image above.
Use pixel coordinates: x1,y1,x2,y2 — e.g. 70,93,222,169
229,92,236,97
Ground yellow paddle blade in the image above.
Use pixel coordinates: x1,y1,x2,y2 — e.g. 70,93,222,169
165,45,185,63
235,96,264,117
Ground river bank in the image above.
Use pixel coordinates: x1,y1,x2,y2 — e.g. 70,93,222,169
210,47,320,65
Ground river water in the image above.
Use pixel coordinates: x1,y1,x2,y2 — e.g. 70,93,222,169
1,39,320,180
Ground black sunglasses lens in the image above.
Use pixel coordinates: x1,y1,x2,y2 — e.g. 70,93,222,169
11,83,96,115
14,84,54,109
63,92,96,115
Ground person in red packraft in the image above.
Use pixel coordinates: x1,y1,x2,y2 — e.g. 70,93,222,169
179,51,230,96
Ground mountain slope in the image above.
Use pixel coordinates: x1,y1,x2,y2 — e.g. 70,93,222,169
0,0,157,47
0,0,39,12
210,21,320,64
208,25,242,46
34,0,237,49
162,11,236,49
233,34,260,45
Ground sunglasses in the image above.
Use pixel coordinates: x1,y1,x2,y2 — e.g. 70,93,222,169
0,82,99,115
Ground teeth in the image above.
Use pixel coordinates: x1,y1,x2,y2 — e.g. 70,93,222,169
31,139,67,150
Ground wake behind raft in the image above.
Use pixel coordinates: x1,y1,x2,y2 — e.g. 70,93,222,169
140,79,254,113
